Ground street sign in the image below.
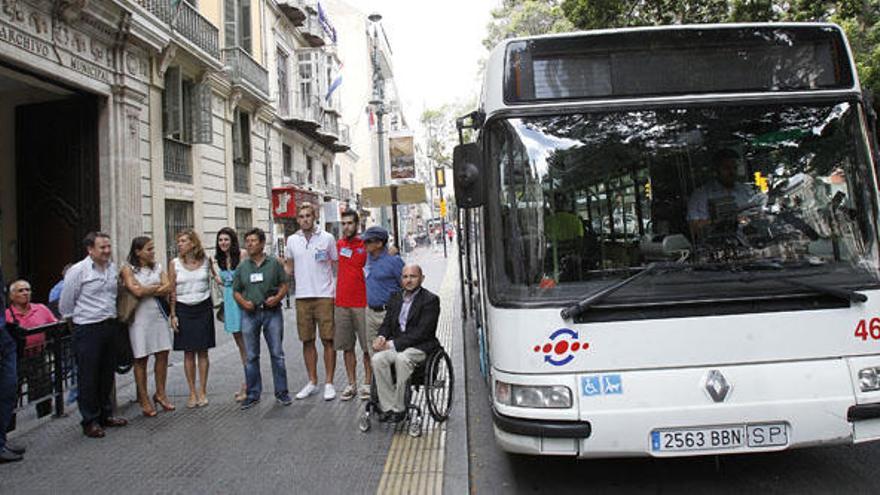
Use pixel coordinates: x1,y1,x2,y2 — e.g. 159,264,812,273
435,167,446,188
440,198,447,217
361,183,427,207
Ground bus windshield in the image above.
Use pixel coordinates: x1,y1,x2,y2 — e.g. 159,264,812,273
485,100,880,306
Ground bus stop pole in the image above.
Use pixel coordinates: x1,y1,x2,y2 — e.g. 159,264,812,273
390,185,400,251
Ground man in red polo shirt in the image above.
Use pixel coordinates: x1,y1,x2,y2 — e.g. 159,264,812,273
335,210,370,401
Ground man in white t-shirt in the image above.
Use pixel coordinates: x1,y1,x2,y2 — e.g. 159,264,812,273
284,202,339,401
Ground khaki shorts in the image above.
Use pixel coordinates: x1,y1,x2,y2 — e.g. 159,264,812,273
365,307,387,357
295,298,335,342
334,306,367,352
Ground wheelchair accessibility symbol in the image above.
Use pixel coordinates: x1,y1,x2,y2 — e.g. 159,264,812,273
581,374,623,397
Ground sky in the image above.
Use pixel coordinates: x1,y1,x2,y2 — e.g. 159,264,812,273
349,0,497,130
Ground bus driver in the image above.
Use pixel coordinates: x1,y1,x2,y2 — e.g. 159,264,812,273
686,149,758,240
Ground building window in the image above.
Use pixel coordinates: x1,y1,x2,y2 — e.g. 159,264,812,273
306,155,314,184
298,52,315,110
232,109,251,193
165,199,194,263
322,162,329,185
162,66,212,183
235,208,252,246
277,48,289,116
224,0,251,53
282,143,292,179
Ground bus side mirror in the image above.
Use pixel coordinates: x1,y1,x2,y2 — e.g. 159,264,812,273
453,143,484,208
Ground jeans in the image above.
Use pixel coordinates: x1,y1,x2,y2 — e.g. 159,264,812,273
241,308,288,400
0,331,17,451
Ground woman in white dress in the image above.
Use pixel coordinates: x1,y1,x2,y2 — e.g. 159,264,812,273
121,237,175,417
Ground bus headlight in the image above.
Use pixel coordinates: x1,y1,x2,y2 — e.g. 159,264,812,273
859,367,880,392
494,381,572,409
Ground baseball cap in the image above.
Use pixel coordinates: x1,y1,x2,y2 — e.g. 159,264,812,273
362,226,389,243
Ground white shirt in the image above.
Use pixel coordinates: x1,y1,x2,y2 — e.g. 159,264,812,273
687,180,757,222
173,258,212,305
59,256,118,325
285,229,338,298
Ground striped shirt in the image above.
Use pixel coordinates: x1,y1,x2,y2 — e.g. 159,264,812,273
59,256,118,325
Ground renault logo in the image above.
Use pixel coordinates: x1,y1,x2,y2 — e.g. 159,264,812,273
704,370,731,403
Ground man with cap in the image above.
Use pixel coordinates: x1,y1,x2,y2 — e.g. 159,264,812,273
363,227,404,373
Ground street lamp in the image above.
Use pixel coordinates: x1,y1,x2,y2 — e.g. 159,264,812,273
368,13,389,230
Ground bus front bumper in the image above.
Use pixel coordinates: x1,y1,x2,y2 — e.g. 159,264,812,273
491,357,880,458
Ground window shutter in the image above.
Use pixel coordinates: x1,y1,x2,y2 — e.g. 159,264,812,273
224,0,237,49
232,108,242,161
192,79,213,144
240,0,251,54
163,66,182,137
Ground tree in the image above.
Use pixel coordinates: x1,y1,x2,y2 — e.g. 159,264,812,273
483,0,575,51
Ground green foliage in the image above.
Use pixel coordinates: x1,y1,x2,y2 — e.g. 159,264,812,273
483,0,575,51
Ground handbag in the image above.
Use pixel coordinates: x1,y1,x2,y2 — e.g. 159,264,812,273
114,320,133,374
116,266,139,324
216,301,225,323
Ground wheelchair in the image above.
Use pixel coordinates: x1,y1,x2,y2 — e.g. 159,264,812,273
358,347,454,437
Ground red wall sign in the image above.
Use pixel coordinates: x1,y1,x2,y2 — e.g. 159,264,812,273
272,186,320,219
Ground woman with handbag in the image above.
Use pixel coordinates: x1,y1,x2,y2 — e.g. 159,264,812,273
168,229,216,408
120,237,174,417
214,228,249,402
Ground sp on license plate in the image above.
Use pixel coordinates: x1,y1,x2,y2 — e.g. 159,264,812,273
651,422,787,452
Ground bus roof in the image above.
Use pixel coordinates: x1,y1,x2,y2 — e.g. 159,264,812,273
480,23,859,119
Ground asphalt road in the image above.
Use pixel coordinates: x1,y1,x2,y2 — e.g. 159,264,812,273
463,318,880,494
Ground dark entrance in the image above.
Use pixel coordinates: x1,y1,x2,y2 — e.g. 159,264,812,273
16,96,100,302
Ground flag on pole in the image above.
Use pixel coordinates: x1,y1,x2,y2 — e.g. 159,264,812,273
325,64,343,102
367,107,375,130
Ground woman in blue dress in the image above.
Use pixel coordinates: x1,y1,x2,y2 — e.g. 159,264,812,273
214,228,248,402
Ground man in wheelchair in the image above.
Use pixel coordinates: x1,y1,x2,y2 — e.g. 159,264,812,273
370,264,440,423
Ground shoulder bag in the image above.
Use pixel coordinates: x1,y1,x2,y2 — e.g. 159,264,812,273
116,265,139,325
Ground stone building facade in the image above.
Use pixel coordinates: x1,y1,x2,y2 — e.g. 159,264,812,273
0,0,356,300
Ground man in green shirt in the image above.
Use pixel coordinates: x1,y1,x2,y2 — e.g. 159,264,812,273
233,228,290,410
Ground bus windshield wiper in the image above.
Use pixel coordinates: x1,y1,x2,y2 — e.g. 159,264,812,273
731,263,868,303
560,262,663,320
760,276,867,303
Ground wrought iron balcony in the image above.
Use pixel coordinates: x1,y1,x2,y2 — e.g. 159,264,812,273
283,96,322,130
277,0,308,26
223,47,270,101
136,0,220,59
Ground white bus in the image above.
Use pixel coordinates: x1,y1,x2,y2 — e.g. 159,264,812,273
452,23,880,457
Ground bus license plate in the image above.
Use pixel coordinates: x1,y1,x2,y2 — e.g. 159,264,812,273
651,423,788,452
651,426,745,452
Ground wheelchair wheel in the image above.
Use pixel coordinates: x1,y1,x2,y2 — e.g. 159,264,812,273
425,349,454,422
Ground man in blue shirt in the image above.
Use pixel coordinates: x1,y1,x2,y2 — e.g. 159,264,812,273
0,267,26,463
363,226,404,358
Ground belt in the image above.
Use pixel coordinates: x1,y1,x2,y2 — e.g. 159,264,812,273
368,305,386,312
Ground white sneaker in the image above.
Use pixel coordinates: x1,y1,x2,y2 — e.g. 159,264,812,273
295,382,318,400
323,383,337,401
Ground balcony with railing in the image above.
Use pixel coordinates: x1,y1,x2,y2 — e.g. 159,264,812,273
223,47,269,101
136,0,220,59
277,0,308,26
282,94,322,130
330,122,350,152
301,12,326,47
164,138,192,183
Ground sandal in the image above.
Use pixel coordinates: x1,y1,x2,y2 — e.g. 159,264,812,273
153,394,176,412
186,396,198,409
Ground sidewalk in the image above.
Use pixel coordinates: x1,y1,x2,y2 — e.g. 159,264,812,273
1,248,464,494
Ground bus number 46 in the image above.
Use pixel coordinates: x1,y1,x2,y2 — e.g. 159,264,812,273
854,318,880,340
